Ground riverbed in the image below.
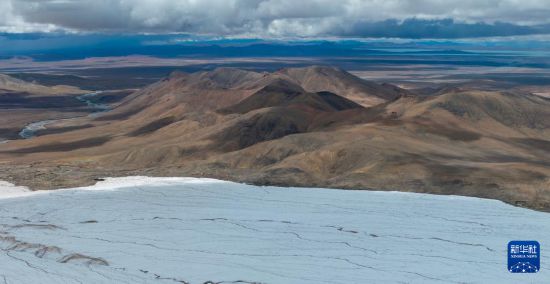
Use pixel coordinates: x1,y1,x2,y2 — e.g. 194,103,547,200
18,91,109,139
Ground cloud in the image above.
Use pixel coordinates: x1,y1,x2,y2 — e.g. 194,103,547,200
342,18,548,39
1,0,550,38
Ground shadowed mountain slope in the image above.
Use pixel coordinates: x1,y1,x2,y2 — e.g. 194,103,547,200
220,79,363,114
277,66,404,106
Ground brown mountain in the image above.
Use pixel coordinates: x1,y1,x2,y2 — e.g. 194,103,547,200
0,73,84,95
277,66,403,106
107,66,403,121
0,66,548,212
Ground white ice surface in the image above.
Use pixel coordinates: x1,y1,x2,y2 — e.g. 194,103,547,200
0,181,30,198
0,176,548,283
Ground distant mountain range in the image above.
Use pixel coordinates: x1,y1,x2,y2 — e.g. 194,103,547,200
1,36,550,70
0,66,549,211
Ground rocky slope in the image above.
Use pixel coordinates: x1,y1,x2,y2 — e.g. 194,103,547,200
0,66,548,211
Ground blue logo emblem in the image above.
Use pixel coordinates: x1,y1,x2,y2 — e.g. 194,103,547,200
508,240,540,273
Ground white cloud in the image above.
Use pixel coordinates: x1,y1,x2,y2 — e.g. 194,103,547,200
1,0,550,37
0,0,60,33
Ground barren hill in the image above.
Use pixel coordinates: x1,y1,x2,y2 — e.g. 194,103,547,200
0,66,548,211
277,66,403,106
0,73,84,95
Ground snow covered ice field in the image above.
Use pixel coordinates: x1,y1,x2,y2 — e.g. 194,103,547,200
0,177,548,284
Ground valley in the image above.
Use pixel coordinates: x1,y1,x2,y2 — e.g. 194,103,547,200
18,91,111,139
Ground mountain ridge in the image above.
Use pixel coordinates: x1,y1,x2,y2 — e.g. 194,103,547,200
0,66,548,212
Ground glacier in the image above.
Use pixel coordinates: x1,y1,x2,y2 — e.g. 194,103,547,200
0,176,548,283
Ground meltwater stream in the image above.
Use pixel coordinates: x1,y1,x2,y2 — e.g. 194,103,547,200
18,91,109,139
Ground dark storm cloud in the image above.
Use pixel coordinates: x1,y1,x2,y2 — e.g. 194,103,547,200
344,19,549,39
1,0,550,38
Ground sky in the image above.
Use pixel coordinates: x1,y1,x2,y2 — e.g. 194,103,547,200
0,0,549,39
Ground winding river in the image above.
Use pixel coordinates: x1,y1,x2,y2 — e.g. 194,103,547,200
18,91,110,139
